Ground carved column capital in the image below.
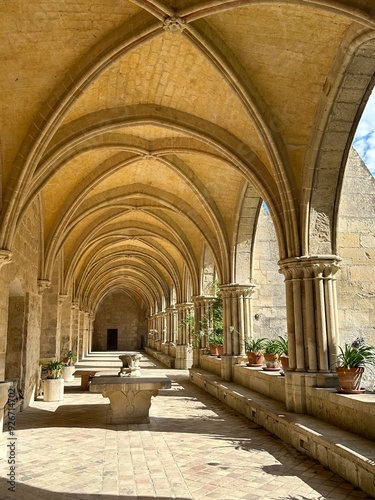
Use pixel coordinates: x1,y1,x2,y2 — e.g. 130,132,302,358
38,279,51,294
58,294,69,306
219,283,256,298
278,255,341,279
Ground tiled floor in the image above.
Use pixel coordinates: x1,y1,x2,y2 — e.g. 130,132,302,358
0,353,373,500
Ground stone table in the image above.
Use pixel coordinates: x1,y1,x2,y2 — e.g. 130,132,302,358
90,375,172,424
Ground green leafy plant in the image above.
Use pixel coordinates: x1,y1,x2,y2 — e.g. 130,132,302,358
200,284,223,346
336,338,375,369
180,312,201,348
44,360,64,379
274,336,288,356
264,339,282,357
244,337,266,353
209,331,224,345
63,350,77,366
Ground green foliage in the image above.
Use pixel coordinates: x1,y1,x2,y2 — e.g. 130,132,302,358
44,360,64,379
180,312,200,348
264,339,282,356
208,332,224,346
336,338,375,369
274,336,288,356
200,286,223,346
244,337,266,353
63,350,77,366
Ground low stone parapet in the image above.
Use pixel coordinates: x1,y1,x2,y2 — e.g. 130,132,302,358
189,367,375,499
144,347,175,368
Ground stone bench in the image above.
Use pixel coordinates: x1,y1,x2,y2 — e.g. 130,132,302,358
90,375,172,424
73,370,99,390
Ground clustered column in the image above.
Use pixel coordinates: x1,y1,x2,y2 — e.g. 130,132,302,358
175,302,193,345
279,256,341,373
220,284,255,355
165,307,177,344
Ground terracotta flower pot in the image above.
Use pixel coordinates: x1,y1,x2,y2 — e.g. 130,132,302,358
336,366,364,393
280,355,289,372
209,343,219,356
264,353,281,370
246,351,264,367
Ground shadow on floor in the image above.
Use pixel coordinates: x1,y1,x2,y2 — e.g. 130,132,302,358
0,477,191,499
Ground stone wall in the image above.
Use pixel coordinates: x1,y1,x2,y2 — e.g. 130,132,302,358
0,199,42,405
337,148,375,346
92,292,148,351
252,205,287,340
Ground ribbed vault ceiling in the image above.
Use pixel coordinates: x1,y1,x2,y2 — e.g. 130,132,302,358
1,0,374,314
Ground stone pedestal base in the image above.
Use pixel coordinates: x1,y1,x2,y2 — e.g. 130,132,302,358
90,376,172,424
43,379,64,402
63,366,75,382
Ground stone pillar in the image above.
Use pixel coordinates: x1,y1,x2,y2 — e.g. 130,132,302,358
220,284,255,355
88,314,94,353
77,310,85,360
174,303,194,369
82,312,90,357
279,255,341,412
70,302,79,358
57,294,68,358
220,284,255,381
165,307,177,344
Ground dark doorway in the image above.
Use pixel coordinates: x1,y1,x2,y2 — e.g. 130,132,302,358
107,329,118,350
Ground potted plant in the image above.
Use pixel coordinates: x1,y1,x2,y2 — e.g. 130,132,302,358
43,360,65,402
336,337,375,393
62,350,77,382
208,332,224,357
274,335,289,372
201,287,224,357
62,350,77,366
263,339,282,370
244,337,266,367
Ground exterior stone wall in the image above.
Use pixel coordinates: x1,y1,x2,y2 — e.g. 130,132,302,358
337,148,375,346
93,292,148,351
252,205,287,339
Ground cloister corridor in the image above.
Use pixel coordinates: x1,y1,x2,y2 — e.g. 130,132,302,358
0,352,372,500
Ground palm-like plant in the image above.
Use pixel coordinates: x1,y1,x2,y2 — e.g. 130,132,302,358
337,340,375,369
274,336,288,356
245,337,266,352
44,360,64,379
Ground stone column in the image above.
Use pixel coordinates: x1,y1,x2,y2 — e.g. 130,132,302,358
57,294,68,358
220,284,255,381
88,314,94,353
70,302,79,358
279,255,341,412
175,303,194,369
165,307,177,344
82,312,90,357
220,284,255,356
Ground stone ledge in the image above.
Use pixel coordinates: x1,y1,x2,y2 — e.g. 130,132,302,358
145,347,175,368
189,367,375,499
